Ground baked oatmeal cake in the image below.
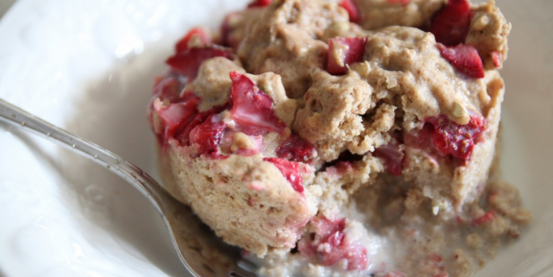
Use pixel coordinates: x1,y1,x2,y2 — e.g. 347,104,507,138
148,0,531,276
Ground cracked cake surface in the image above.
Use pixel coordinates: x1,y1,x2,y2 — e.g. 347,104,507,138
148,0,530,276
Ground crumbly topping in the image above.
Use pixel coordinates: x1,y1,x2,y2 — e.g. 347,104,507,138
149,0,528,275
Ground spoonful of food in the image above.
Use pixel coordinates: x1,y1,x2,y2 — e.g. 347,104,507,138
0,97,258,277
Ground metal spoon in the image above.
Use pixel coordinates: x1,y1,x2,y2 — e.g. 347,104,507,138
0,97,257,277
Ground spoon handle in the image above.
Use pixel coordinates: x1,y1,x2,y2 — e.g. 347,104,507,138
0,98,255,277
0,97,172,212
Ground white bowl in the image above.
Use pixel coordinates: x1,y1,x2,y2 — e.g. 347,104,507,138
0,0,551,276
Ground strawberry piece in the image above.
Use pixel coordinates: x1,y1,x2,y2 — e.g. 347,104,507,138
175,27,211,53
312,217,347,238
404,124,434,150
373,143,404,176
297,239,317,257
298,216,368,270
175,102,228,145
153,102,191,135
333,161,354,175
149,82,231,155
327,37,367,75
263,157,304,193
276,135,317,163
491,51,503,68
229,71,286,136
430,0,471,46
151,76,182,103
339,0,360,23
343,244,369,270
189,115,227,155
149,77,183,139
152,92,201,141
472,210,496,226
298,217,346,259
387,0,410,6
425,114,486,161
321,235,347,266
166,46,234,81
437,43,484,79
247,0,272,8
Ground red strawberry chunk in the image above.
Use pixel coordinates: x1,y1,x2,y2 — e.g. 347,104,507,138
437,43,484,79
263,157,304,193
297,239,317,257
276,135,317,163
472,210,496,226
152,92,201,141
320,234,347,266
149,80,232,156
430,0,472,46
229,71,286,136
229,72,318,161
343,244,369,271
491,51,503,68
175,27,211,53
176,103,227,146
166,46,234,82
189,115,227,155
327,37,367,75
298,216,368,270
247,0,272,8
429,253,443,263
312,217,347,237
152,76,181,102
404,124,434,151
331,161,354,175
425,114,486,161
373,143,404,176
325,230,346,247
339,0,360,23
153,101,190,135
298,217,346,258
149,77,182,139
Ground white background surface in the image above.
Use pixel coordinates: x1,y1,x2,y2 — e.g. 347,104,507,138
0,0,552,276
